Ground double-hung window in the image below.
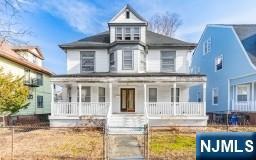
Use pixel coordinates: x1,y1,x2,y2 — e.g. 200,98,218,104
122,50,133,70
171,88,180,102
149,88,157,102
237,85,249,102
36,73,43,86
133,27,140,40
212,88,219,105
37,96,43,108
80,51,95,73
82,86,91,102
98,87,106,102
116,27,122,40
203,38,211,55
215,55,223,71
125,27,131,40
161,51,176,72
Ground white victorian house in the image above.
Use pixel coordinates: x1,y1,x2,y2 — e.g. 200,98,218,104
49,5,208,132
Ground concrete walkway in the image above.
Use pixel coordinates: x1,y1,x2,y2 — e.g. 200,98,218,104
108,135,144,159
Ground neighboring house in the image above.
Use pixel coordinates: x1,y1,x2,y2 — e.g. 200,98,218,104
0,42,53,124
191,24,256,124
50,4,207,132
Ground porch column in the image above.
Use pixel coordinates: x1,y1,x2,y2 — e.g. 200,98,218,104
78,84,82,116
232,85,235,111
144,84,147,115
109,83,112,114
203,82,206,116
173,83,177,116
51,83,54,116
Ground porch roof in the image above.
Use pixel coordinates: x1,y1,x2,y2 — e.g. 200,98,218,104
51,72,206,83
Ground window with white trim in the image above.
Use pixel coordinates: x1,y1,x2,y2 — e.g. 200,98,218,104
122,50,133,70
37,96,43,108
82,86,91,102
133,27,140,40
161,51,176,72
125,27,131,40
203,38,211,55
80,51,95,72
237,85,250,102
116,27,122,40
149,88,157,102
98,87,105,102
215,55,223,71
212,88,218,105
171,88,180,102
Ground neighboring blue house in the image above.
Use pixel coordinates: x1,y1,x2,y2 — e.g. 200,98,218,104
191,24,256,124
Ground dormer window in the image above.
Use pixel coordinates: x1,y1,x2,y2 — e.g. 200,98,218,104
133,27,140,40
126,11,130,19
116,27,122,40
125,27,131,40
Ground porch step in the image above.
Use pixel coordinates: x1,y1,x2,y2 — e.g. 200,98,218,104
107,114,147,134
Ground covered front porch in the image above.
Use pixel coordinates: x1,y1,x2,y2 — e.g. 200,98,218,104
49,73,207,127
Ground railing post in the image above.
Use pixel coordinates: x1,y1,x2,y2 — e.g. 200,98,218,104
79,84,82,116
203,82,206,116
173,83,176,116
51,83,54,116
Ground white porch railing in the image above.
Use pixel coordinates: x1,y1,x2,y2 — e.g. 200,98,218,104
232,101,256,112
146,102,205,116
52,102,109,116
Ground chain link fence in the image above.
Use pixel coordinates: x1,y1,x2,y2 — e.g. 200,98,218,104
0,126,104,159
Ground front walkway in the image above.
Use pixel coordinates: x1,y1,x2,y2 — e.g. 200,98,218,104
108,135,144,159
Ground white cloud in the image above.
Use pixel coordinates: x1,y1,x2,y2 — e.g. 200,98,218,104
40,0,105,35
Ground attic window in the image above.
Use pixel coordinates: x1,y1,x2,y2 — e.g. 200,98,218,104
126,11,130,19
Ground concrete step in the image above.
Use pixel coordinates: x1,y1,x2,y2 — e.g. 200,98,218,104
108,127,145,135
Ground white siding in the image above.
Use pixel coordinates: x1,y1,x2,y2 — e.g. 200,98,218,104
66,49,109,74
147,49,190,73
111,10,144,23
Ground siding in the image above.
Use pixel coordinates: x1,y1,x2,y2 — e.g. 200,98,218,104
66,49,109,74
147,49,189,73
191,26,256,113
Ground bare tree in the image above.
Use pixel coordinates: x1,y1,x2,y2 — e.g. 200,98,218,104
148,12,182,37
0,0,32,45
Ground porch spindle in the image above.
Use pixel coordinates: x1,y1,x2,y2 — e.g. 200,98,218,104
79,84,82,116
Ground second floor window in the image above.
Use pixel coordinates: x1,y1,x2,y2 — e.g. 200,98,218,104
122,50,133,70
215,55,223,71
116,27,122,40
36,73,43,86
161,51,176,72
80,51,95,73
133,27,140,40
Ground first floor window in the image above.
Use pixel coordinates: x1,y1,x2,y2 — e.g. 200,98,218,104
237,85,249,102
99,87,105,102
80,51,95,72
212,88,218,105
82,86,91,102
171,88,180,102
123,50,133,70
161,51,176,72
133,27,140,40
149,88,157,102
215,55,223,71
37,96,43,108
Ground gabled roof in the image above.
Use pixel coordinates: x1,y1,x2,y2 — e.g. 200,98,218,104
0,43,53,75
12,46,44,60
109,4,147,24
231,25,256,66
59,30,196,49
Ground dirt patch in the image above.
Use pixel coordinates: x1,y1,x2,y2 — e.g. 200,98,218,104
0,128,103,159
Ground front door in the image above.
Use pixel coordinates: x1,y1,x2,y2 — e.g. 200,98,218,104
121,88,135,112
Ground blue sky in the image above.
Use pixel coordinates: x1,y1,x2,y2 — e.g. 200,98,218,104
17,0,256,74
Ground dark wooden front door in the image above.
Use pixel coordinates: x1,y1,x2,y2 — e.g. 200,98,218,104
121,88,135,112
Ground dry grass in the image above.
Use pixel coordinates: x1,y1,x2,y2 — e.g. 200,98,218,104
0,128,103,160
